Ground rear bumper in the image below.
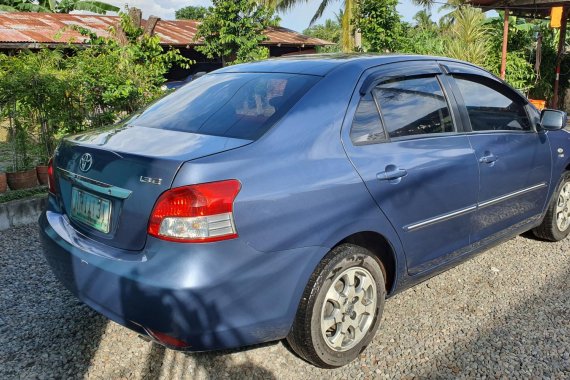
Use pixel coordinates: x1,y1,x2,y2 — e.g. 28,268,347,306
39,209,326,351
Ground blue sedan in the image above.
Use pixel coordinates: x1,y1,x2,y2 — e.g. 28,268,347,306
40,54,570,368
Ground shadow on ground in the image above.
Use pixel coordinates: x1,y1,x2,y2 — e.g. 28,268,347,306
137,342,278,379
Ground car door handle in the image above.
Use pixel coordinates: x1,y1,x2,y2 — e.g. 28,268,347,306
479,154,498,164
377,167,407,181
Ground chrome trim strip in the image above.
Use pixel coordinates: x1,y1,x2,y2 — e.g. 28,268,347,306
478,182,547,209
57,168,132,199
405,182,548,232
405,205,477,231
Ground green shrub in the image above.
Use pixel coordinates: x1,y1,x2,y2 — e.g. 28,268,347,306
0,187,48,204
0,11,191,169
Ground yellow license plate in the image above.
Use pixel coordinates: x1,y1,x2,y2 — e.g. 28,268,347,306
70,188,112,233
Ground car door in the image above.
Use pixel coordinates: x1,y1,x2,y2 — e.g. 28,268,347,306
444,64,552,243
342,61,479,276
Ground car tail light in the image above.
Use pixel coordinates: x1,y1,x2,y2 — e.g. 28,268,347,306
148,180,241,243
145,328,190,349
47,158,57,195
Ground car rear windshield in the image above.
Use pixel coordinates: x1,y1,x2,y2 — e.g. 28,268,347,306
129,73,320,140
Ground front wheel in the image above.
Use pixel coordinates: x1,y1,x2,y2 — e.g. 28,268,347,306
286,244,386,368
533,171,570,241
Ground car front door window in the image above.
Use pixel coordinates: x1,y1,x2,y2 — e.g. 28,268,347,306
453,77,532,132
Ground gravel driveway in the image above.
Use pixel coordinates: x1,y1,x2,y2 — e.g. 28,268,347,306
1,224,569,379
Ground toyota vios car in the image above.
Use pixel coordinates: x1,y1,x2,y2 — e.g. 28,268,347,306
40,54,570,368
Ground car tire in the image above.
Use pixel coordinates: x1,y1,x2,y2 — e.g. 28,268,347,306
286,244,386,368
533,171,570,241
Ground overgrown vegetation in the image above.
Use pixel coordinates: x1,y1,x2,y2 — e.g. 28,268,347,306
354,0,404,53
303,1,569,101
0,12,190,171
0,1,569,177
0,186,47,204
175,5,209,20
268,0,359,52
0,0,119,14
195,0,278,66
303,18,342,53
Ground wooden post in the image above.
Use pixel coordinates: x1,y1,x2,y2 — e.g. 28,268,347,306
553,7,567,109
129,7,142,28
117,7,144,46
500,8,509,80
143,16,160,36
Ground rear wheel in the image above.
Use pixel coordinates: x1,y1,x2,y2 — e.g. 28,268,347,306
287,244,386,368
533,172,570,241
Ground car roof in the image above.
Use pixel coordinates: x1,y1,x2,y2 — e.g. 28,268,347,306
214,54,474,77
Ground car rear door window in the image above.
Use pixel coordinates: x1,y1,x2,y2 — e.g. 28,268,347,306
130,73,320,140
350,93,386,145
454,77,532,132
374,76,454,139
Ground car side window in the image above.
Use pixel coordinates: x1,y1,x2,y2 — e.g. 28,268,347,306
350,93,386,145
454,77,532,132
374,76,454,139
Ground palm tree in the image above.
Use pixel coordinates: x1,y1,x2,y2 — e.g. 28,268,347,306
438,0,468,28
412,0,467,28
0,0,119,14
413,9,435,29
411,0,434,10
444,6,490,67
303,16,342,52
263,0,358,52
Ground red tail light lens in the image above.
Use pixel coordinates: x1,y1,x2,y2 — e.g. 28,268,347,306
148,180,241,243
145,328,191,349
47,158,57,195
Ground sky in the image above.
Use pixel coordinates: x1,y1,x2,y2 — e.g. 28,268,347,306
104,0,445,32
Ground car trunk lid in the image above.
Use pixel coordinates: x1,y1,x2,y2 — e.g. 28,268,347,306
53,125,251,251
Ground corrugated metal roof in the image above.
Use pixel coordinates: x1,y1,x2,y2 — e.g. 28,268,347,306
0,12,332,47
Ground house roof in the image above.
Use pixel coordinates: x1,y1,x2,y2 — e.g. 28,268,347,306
0,12,332,48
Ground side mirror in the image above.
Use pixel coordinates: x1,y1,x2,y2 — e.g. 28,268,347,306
541,109,568,130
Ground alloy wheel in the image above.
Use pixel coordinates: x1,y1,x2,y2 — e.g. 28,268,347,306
320,267,377,352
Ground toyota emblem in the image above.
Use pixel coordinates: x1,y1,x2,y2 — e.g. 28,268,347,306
79,153,93,173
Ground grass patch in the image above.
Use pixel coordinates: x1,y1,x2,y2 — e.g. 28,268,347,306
0,186,47,204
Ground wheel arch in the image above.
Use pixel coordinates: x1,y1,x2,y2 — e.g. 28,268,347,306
333,231,398,295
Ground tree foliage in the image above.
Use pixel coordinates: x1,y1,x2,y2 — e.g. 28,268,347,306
444,6,490,68
0,12,190,169
400,18,445,56
355,0,404,53
413,10,436,30
485,13,536,92
195,0,277,66
175,5,209,20
304,2,565,99
303,18,342,53
266,0,357,52
0,0,119,14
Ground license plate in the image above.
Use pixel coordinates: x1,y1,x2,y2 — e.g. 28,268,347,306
71,188,112,233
